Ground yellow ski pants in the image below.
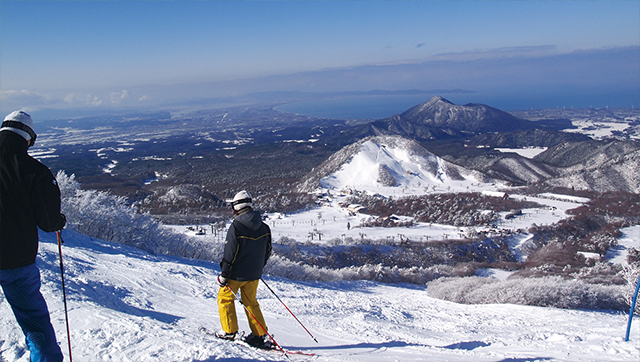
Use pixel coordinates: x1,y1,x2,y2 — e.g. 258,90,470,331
217,279,268,336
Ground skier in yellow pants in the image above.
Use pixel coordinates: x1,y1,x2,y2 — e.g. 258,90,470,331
216,191,272,349
217,279,268,338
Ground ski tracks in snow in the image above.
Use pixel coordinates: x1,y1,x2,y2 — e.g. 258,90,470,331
1,230,638,362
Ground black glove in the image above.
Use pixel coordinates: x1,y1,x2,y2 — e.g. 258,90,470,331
218,275,228,287
58,213,67,231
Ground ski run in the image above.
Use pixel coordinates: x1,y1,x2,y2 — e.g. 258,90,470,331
0,228,638,362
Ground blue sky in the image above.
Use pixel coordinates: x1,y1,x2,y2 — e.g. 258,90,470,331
1,0,639,116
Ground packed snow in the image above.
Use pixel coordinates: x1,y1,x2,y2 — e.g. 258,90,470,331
1,229,638,362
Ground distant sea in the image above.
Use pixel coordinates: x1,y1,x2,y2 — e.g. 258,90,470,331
275,93,639,120
276,94,434,120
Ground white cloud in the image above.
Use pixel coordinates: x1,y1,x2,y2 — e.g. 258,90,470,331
109,90,130,104
63,92,104,107
427,45,559,62
1,89,55,113
91,96,104,106
1,89,139,112
2,89,52,103
63,93,76,104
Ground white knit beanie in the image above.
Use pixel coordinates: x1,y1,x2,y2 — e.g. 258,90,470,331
1,110,36,142
231,190,252,211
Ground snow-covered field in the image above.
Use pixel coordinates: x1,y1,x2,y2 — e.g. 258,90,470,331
1,230,638,362
564,118,639,140
257,191,586,246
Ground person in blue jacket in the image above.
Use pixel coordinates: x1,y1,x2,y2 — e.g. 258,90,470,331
215,190,272,349
0,110,67,362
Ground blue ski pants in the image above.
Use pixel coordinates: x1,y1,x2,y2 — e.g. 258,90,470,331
0,263,63,362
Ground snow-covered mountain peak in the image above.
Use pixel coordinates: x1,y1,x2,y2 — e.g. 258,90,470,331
425,95,454,107
297,135,500,195
401,95,456,118
322,136,442,190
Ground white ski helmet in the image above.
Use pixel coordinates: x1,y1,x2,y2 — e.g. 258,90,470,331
231,190,252,211
1,110,36,143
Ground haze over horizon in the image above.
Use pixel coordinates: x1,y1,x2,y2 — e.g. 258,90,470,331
1,1,639,119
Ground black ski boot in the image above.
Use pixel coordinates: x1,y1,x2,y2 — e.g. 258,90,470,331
243,333,273,349
214,330,237,340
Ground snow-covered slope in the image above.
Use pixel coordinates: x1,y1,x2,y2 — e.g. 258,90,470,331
544,146,640,193
1,230,637,362
296,135,500,195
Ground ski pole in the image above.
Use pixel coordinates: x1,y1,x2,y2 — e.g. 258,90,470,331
56,231,73,362
260,278,318,343
625,272,640,342
223,284,288,358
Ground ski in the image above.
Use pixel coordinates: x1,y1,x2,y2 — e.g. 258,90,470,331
199,327,315,356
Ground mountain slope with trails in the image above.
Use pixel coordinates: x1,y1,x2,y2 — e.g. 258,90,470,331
295,135,500,194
